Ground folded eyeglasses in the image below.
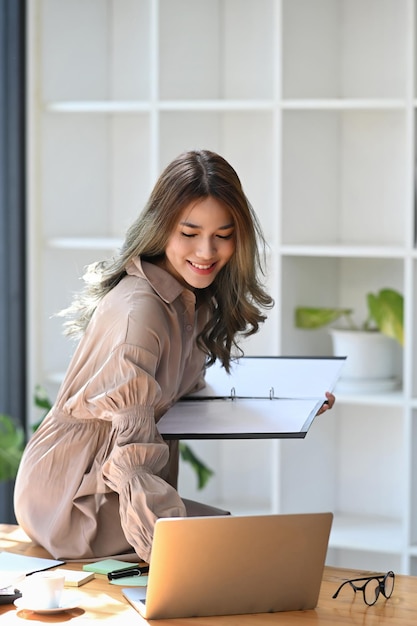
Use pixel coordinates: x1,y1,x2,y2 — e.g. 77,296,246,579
332,571,395,606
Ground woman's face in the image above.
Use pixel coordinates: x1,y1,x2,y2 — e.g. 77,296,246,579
163,196,235,290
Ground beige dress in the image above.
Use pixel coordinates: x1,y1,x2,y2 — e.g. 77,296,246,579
14,258,209,562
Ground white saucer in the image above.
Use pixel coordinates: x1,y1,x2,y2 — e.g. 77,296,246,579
14,596,79,614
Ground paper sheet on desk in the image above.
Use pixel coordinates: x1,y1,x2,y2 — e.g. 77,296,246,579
157,356,346,440
0,570,25,591
0,551,65,588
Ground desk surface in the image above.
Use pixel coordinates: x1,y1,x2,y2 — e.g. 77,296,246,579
0,523,416,625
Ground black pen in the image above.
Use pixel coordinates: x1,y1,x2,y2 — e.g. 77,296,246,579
107,565,149,580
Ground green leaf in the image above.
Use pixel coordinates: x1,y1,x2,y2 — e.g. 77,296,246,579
34,384,53,412
367,289,404,346
32,385,53,431
179,442,214,490
0,414,25,481
295,307,354,329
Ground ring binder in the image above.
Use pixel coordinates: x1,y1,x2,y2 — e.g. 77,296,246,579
157,357,346,440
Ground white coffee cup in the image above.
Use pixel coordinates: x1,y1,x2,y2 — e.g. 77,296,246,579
23,571,65,609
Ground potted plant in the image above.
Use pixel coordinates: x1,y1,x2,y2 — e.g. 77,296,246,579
295,288,404,393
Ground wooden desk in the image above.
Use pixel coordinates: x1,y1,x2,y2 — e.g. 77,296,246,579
1,524,416,624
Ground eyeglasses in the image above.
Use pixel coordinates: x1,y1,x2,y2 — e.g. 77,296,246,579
332,571,395,606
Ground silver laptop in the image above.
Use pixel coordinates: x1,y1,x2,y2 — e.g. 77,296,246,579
122,512,333,619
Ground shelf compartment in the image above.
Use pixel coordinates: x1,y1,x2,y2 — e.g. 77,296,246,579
282,0,408,100
178,439,275,513
42,113,151,239
280,255,404,363
281,109,407,247
326,546,403,574
279,404,406,521
335,405,406,521
330,513,403,554
159,111,276,240
159,0,275,100
41,0,151,101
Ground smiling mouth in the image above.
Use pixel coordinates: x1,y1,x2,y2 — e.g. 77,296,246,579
188,261,216,270
188,261,216,271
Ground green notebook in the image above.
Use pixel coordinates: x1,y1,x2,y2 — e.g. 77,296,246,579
82,559,138,575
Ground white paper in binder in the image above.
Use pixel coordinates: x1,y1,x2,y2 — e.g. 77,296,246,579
157,356,346,440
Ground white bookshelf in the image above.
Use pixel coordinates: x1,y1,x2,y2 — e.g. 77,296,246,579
28,0,417,574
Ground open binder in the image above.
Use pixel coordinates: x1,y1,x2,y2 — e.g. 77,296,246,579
157,356,346,440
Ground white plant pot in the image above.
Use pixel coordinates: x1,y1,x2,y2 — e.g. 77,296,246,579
329,329,399,393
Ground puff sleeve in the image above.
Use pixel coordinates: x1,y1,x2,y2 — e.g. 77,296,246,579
88,343,187,562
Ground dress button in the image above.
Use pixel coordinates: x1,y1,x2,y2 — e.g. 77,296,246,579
186,324,193,332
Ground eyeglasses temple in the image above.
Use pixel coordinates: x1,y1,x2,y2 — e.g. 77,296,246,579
332,579,351,599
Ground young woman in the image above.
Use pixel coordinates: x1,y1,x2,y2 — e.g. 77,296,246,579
14,150,334,562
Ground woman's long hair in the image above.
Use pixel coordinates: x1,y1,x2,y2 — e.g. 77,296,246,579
60,149,274,371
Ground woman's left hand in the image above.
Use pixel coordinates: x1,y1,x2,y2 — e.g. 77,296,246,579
316,391,336,415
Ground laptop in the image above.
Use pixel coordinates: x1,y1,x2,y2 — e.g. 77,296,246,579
122,511,333,619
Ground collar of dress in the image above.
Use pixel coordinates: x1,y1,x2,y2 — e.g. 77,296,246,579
125,256,196,305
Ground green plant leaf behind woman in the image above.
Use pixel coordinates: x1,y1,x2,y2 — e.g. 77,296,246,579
0,414,25,481
366,288,404,346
